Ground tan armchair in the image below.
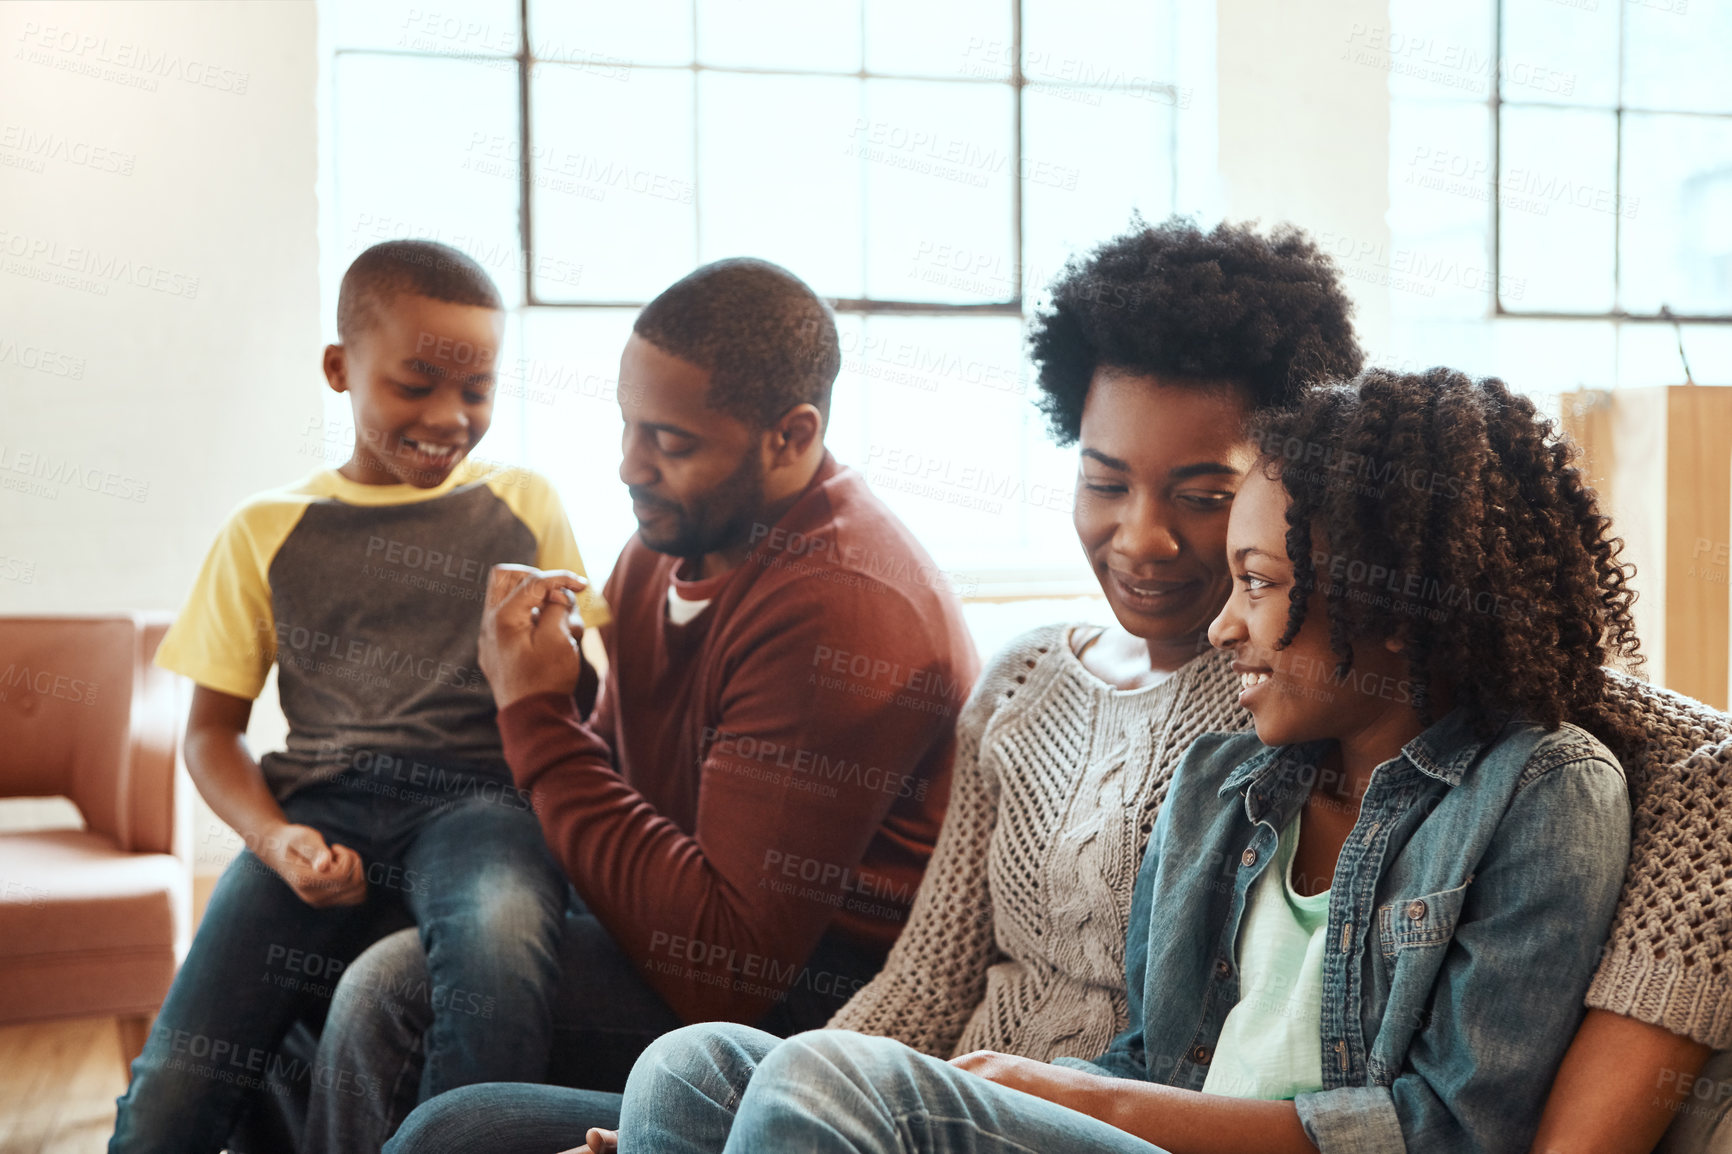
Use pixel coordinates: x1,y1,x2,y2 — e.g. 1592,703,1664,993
0,613,192,1071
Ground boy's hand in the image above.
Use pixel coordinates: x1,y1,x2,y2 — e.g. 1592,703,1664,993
258,823,368,908
479,563,590,709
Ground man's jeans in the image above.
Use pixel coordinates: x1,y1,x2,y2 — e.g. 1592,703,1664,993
616,1023,1168,1153
108,761,566,1154
322,906,881,1154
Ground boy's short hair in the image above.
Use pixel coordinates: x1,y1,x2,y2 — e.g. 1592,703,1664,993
1028,216,1365,445
337,240,504,345
633,258,841,429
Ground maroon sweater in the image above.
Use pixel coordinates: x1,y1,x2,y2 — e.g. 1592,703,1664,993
500,453,979,1023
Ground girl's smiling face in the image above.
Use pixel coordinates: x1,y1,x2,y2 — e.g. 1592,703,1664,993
1207,465,1415,750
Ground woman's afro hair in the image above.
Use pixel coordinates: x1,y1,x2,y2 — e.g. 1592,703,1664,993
1252,366,1644,762
1028,216,1365,445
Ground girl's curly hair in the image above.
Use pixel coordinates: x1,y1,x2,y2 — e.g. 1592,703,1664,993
1028,216,1364,445
1251,367,1644,761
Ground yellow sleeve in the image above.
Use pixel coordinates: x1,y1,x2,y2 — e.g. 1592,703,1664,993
154,492,311,699
488,469,613,629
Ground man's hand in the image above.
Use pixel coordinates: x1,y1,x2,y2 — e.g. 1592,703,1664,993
255,823,367,908
478,563,590,709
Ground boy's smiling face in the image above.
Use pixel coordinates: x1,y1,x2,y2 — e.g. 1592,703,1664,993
324,292,505,487
1208,465,1413,749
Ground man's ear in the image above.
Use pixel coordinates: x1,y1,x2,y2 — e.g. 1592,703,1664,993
323,344,349,394
767,403,822,465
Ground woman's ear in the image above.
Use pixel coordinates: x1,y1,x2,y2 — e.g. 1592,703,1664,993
1383,635,1405,654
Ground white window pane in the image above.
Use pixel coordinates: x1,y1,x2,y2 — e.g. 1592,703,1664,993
530,64,696,302
867,0,1011,80
861,80,1016,303
825,315,872,469
850,317,1053,570
1386,100,1495,320
474,312,528,466
519,308,641,584
1499,0,1616,107
1380,319,1496,380
1389,100,1494,236
1021,86,1174,303
1380,0,1495,103
334,55,525,308
1022,0,1174,91
1498,106,1616,313
1620,113,1732,316
1489,318,1616,397
1623,2,1732,115
336,0,518,55
1618,324,1732,389
529,0,692,67
1021,427,1093,575
697,73,863,298
696,0,861,73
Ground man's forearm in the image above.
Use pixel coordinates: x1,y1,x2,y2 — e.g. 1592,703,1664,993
499,690,797,1022
499,687,920,1025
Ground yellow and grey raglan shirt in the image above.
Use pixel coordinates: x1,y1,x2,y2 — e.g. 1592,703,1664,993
156,458,611,799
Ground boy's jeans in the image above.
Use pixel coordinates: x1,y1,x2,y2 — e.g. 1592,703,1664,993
616,1023,1168,1153
108,758,567,1154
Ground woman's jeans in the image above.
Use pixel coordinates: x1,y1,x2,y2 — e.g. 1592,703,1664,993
108,760,567,1154
616,1023,1169,1153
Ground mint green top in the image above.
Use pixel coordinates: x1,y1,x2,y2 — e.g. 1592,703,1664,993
1201,811,1330,1100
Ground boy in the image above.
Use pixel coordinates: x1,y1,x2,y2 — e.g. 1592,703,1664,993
110,240,607,1154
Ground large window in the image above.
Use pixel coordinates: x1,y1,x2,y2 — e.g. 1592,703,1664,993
1495,0,1732,320
322,0,1198,592
1381,0,1732,399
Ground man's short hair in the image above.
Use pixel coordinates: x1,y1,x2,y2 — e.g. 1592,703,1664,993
336,240,504,345
633,258,841,428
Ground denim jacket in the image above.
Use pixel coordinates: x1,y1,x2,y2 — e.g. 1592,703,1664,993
1056,708,1631,1154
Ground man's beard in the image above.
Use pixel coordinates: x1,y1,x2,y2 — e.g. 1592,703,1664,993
631,449,767,561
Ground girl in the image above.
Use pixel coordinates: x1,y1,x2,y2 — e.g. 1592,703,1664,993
610,367,1639,1153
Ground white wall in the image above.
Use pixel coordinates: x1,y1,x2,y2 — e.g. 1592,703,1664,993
0,0,317,851
1217,0,1392,357
0,0,320,611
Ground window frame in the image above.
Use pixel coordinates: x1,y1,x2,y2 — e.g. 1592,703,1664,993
325,0,1189,599
1491,0,1732,325
443,0,1186,317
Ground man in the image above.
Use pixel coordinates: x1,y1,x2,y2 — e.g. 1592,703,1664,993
303,257,980,1152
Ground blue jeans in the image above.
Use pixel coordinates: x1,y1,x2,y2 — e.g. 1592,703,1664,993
618,1024,1168,1154
109,760,566,1154
374,922,882,1154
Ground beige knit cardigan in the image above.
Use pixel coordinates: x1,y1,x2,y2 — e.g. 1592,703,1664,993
828,624,1732,1058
